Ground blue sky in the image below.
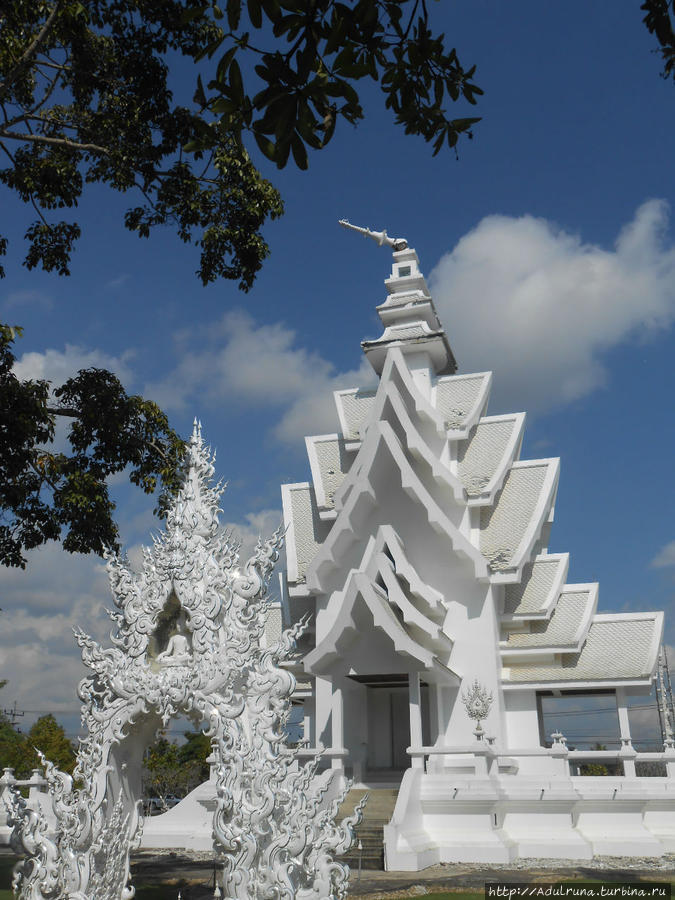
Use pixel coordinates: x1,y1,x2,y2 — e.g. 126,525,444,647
0,2,674,743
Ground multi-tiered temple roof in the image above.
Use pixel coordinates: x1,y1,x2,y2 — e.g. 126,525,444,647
282,235,662,694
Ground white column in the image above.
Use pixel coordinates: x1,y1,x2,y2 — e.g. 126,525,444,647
314,675,332,748
409,671,424,769
433,684,446,742
616,688,632,743
331,680,344,771
616,688,636,777
303,696,314,746
665,741,675,779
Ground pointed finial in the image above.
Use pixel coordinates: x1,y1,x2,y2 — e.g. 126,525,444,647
191,418,203,445
339,219,407,251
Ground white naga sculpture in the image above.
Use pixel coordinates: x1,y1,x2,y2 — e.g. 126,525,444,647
6,422,364,900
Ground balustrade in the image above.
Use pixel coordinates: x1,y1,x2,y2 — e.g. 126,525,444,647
406,738,675,780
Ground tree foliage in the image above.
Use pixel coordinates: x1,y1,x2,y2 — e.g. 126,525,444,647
178,728,212,782
0,0,482,284
0,710,75,778
142,731,207,808
0,0,482,569
0,0,284,288
578,742,611,777
26,713,77,775
642,0,675,82
0,711,29,777
0,324,185,567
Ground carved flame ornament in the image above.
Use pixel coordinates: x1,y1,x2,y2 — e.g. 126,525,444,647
460,678,494,740
7,422,364,900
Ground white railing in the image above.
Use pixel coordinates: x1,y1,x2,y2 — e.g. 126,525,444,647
0,767,49,841
406,737,675,779
0,766,48,795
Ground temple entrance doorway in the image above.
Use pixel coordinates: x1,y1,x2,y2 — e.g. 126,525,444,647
348,674,430,778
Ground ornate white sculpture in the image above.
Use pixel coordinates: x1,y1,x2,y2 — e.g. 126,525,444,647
461,678,494,740
7,422,364,899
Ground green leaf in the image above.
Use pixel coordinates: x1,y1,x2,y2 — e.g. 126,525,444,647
290,133,308,169
253,131,277,160
194,74,207,108
248,0,263,28
210,97,238,114
229,58,244,101
226,0,242,30
260,0,281,20
215,46,239,86
180,4,209,23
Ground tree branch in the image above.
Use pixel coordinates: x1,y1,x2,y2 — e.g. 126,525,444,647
0,130,108,155
0,139,50,226
45,405,79,417
0,2,62,103
33,59,69,73
148,439,169,461
28,456,60,493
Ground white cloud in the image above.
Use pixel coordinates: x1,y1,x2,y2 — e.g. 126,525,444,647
2,289,53,311
13,344,135,386
651,540,675,569
0,503,288,735
104,274,130,290
429,199,675,414
145,311,375,444
145,199,675,446
0,545,110,732
224,508,284,564
0,542,109,615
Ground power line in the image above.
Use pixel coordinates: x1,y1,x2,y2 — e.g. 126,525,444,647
3,701,25,728
541,702,660,716
655,645,675,743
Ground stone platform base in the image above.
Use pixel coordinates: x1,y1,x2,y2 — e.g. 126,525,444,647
384,770,675,870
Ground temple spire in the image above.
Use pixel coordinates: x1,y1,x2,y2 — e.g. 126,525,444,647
339,218,457,377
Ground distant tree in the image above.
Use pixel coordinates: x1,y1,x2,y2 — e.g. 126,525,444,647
0,696,75,779
143,734,203,810
0,0,481,285
178,729,211,783
0,680,29,776
1,324,185,568
0,712,31,777
579,742,610,777
25,714,76,775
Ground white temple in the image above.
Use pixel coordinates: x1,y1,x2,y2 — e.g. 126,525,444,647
280,226,675,866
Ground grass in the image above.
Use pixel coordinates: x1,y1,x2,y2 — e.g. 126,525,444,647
385,885,675,900
407,894,483,900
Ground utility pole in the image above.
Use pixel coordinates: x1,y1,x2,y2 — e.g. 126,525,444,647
655,645,675,744
3,700,25,730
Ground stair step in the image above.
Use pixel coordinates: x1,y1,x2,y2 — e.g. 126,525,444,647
339,854,384,870
335,787,398,872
